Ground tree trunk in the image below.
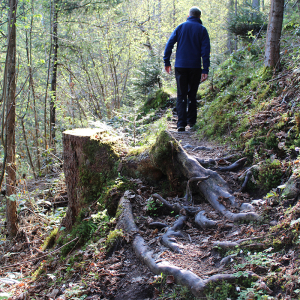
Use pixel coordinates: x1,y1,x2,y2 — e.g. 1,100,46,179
62,128,121,230
227,0,234,54
264,0,284,68
50,1,58,151
252,0,260,10
6,0,18,237
26,0,41,172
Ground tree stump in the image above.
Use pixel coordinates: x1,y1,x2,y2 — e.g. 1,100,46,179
62,128,121,230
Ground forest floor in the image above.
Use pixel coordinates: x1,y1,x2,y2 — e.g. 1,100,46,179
1,112,300,300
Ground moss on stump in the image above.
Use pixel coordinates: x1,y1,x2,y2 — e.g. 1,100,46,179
62,128,122,230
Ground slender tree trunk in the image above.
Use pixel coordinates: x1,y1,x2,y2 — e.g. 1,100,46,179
44,0,53,151
264,0,284,68
26,0,41,171
173,0,176,28
252,0,260,10
227,0,234,53
6,0,18,237
21,118,37,179
50,1,58,151
235,0,238,50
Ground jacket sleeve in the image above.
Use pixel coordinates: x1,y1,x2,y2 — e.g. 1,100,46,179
201,28,210,74
163,29,178,67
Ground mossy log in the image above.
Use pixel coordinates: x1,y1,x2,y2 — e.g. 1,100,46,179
62,128,121,230
148,131,261,222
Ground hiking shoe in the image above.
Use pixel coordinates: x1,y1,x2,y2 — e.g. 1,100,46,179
177,127,185,132
188,124,196,132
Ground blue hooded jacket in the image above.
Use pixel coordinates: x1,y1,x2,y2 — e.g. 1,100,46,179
163,16,210,74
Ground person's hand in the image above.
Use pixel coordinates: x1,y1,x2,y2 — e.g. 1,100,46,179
201,73,208,82
165,66,171,74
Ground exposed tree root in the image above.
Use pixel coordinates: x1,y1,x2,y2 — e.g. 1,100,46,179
241,169,253,192
195,157,216,167
185,176,210,203
149,131,262,223
152,193,200,216
220,254,237,266
161,216,186,253
148,222,168,229
152,193,182,215
218,157,247,172
117,192,258,298
214,237,264,250
195,211,217,230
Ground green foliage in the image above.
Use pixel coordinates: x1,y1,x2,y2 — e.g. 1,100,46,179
97,176,136,215
58,209,110,257
154,273,196,299
146,197,163,216
129,54,162,101
257,159,283,191
228,5,267,38
105,228,123,252
205,280,237,300
142,89,171,113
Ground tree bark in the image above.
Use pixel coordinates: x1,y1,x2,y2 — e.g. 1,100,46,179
62,128,121,230
6,0,18,237
264,0,284,68
50,1,58,151
227,0,234,54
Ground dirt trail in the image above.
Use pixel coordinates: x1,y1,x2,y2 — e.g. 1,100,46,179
1,115,269,300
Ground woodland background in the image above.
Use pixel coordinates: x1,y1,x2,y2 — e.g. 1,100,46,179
1,0,300,298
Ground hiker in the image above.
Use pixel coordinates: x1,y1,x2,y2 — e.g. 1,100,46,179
163,6,210,132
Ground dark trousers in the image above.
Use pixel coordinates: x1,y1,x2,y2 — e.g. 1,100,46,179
175,67,202,128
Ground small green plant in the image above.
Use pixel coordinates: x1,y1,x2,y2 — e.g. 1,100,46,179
146,197,163,216
205,280,237,300
257,159,283,191
105,229,123,252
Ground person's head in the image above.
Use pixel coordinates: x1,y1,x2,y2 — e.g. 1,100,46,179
189,6,201,18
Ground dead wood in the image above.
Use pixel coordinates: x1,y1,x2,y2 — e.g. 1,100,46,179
116,191,257,298
62,128,122,229
149,131,261,222
195,211,217,230
161,216,186,253
218,157,247,172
